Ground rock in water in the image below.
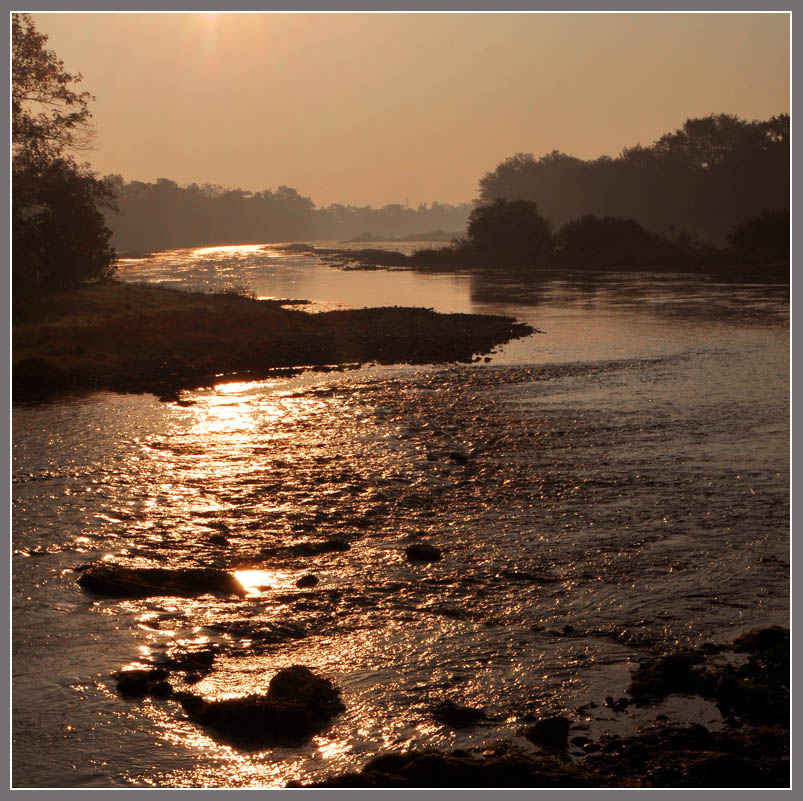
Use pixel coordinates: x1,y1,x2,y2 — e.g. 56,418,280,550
77,564,247,599
405,543,442,563
432,700,487,728
627,653,705,699
114,667,171,699
523,716,571,750
180,665,344,748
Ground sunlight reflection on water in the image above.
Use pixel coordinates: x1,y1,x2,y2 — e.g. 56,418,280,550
12,246,789,787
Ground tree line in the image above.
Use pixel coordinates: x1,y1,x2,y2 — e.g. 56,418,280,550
478,113,789,245
110,110,786,257
101,177,471,254
410,200,789,271
11,13,789,294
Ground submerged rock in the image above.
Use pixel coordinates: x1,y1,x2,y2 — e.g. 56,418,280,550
627,653,706,699
114,667,171,699
288,540,350,557
431,700,487,728
582,723,789,788
160,645,217,675
522,716,571,750
714,627,790,726
296,574,319,588
77,564,247,599
732,625,788,655
310,722,789,788
179,665,344,748
405,543,442,563
625,627,790,727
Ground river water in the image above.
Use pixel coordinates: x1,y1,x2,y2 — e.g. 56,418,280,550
12,243,790,788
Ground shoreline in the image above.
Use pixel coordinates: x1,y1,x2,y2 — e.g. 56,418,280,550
12,281,534,402
277,243,790,281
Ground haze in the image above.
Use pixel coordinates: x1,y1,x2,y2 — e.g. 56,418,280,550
31,12,789,208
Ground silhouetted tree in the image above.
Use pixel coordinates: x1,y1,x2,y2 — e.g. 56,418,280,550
103,178,471,252
557,215,661,266
727,209,789,258
12,13,116,291
464,199,554,265
13,155,117,289
478,114,789,243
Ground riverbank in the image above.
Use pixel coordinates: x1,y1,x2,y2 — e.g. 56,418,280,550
279,243,789,280
12,281,534,401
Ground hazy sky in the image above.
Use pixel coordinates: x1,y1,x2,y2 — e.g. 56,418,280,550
30,12,789,208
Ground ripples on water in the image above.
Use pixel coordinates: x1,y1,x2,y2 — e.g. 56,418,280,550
12,244,789,787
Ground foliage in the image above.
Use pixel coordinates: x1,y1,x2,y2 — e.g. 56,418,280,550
464,199,554,265
12,13,116,292
727,209,789,257
411,210,740,272
14,154,117,290
102,176,472,254
479,114,789,243
556,215,662,266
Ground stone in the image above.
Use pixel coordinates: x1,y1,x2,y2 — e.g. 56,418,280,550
405,543,442,563
523,716,571,750
432,700,487,728
180,665,344,748
627,653,705,699
114,667,171,699
77,564,246,599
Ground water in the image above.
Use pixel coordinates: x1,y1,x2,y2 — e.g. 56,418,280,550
12,243,789,787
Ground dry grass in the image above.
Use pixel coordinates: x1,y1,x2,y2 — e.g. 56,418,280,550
13,281,316,372
13,280,533,398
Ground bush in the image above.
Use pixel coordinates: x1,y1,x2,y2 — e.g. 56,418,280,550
464,198,555,266
557,215,662,266
727,209,789,257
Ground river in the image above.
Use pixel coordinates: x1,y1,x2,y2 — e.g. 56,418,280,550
12,243,789,787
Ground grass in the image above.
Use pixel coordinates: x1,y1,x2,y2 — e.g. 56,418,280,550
14,282,316,378
13,281,533,399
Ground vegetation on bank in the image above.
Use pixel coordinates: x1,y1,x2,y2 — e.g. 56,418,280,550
103,177,472,254
419,201,789,272
12,14,117,293
13,14,787,296
300,203,788,275
478,113,788,244
12,282,534,400
99,111,787,256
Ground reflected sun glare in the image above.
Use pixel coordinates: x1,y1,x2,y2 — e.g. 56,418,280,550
232,569,282,597
193,244,265,257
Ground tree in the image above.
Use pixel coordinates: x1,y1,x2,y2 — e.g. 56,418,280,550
556,215,661,267
12,13,116,291
727,209,789,258
475,113,789,244
14,156,117,289
464,199,554,266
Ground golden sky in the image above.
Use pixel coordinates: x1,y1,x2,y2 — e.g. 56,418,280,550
30,12,790,208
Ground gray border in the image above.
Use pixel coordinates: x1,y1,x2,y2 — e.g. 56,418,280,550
4,3,794,801
1,2,798,11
